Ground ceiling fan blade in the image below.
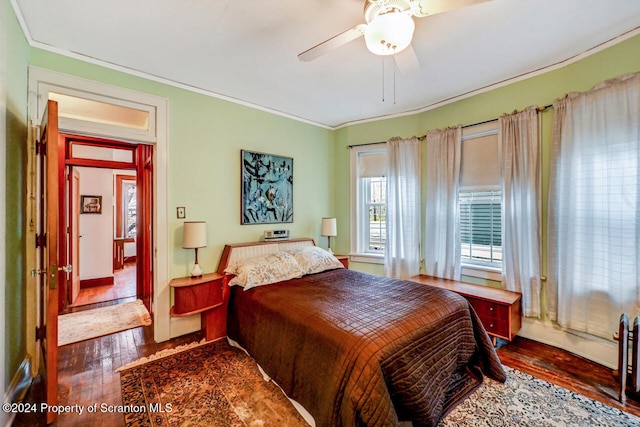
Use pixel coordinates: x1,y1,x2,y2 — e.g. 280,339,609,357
411,0,490,17
298,24,367,62
394,44,420,76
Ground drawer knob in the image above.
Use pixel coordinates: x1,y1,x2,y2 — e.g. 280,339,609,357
489,307,494,311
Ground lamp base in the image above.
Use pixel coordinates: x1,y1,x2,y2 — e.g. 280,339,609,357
190,263,203,278
326,236,333,254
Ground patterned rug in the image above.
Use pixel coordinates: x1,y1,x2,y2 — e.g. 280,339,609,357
119,339,640,426
119,338,307,426
59,300,151,346
440,367,640,427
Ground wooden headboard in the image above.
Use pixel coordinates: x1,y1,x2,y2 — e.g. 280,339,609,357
216,238,316,275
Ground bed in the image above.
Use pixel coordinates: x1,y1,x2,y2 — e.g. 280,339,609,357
217,238,506,427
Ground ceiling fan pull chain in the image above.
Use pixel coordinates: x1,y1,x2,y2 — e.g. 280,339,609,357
382,56,385,102
393,49,397,105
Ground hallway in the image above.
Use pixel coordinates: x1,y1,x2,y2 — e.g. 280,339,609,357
69,263,136,308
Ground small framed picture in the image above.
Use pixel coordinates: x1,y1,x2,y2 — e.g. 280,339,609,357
81,195,102,214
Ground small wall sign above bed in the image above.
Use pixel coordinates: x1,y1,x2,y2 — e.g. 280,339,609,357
80,195,102,214
241,150,293,224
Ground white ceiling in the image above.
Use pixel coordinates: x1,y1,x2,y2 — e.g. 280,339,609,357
13,0,640,129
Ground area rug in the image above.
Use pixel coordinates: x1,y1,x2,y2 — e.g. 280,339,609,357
119,338,307,426
58,300,151,346
440,366,640,427
119,339,640,427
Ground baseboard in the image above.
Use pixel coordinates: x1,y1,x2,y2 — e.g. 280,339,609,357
519,318,617,369
2,355,32,427
80,275,114,288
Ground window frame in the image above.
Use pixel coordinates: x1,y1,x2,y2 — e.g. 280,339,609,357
459,123,502,281
350,144,387,264
123,181,137,239
114,174,137,241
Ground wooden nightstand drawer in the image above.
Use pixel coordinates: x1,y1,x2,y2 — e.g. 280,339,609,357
170,273,224,316
481,316,510,337
467,298,508,321
467,298,510,337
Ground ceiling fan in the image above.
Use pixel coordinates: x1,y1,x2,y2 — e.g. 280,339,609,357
298,0,489,73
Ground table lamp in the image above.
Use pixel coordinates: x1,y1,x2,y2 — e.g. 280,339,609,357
182,221,207,277
321,217,337,254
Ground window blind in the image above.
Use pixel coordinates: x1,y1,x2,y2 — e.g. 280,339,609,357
358,150,387,178
460,190,502,265
460,125,500,190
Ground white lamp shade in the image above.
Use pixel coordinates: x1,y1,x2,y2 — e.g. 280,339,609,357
182,221,207,248
364,12,415,56
321,217,337,237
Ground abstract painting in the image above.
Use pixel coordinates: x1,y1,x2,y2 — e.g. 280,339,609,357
241,150,293,224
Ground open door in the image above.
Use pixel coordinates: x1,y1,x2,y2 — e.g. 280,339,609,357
70,169,81,304
37,100,67,424
136,143,154,308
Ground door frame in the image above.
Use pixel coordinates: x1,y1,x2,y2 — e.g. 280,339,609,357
26,67,171,377
60,134,151,311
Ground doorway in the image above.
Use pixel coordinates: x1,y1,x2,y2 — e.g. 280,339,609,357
27,67,172,382
66,167,138,308
57,134,153,313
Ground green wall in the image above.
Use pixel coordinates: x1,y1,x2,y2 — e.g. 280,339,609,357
334,34,640,364
335,33,640,282
4,1,640,386
3,0,29,393
27,49,336,281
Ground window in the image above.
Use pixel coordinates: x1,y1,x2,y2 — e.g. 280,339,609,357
363,177,386,252
124,181,137,238
548,77,640,339
350,144,387,262
115,174,136,239
459,123,502,275
459,190,502,268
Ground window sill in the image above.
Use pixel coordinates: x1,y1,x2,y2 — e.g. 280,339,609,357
348,253,384,265
461,264,502,282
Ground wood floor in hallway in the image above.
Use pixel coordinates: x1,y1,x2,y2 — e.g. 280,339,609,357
69,263,137,308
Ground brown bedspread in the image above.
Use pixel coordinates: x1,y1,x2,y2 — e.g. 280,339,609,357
227,268,506,427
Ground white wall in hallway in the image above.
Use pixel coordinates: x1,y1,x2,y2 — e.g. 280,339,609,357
77,166,114,280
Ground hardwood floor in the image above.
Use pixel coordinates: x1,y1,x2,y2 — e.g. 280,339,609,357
69,263,137,308
14,314,204,426
13,325,640,425
496,336,640,418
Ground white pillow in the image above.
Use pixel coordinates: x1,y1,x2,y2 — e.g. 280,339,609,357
287,246,344,275
224,251,304,290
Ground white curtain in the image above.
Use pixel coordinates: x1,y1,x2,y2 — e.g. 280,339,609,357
548,72,640,339
498,106,542,318
424,126,462,280
384,137,421,279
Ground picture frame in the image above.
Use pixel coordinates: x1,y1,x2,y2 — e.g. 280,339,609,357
241,150,293,224
81,195,103,214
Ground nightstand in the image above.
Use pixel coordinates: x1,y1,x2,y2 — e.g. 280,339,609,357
169,272,228,341
407,274,521,344
334,255,349,269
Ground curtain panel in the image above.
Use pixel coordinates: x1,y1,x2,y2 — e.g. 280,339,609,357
498,106,542,318
547,72,640,339
384,137,421,279
424,126,462,280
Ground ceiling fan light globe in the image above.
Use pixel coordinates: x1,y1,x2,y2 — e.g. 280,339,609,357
364,12,415,56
